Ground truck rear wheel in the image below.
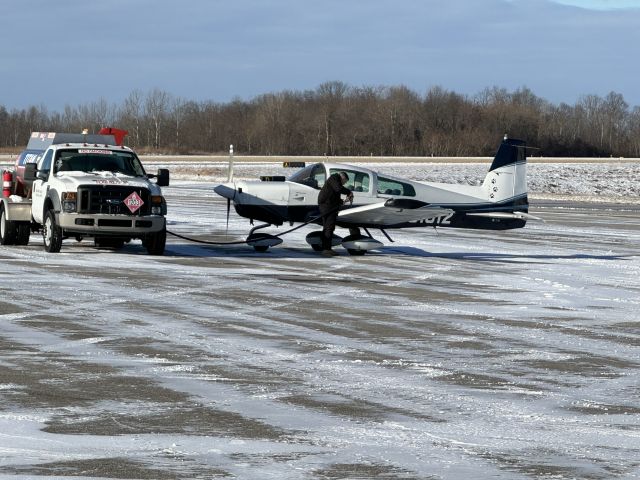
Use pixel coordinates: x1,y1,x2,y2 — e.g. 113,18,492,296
15,223,31,245
43,209,62,253
145,227,166,255
0,204,17,245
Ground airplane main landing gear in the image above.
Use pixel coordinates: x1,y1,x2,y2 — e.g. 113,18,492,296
305,231,342,252
305,229,383,256
342,232,383,256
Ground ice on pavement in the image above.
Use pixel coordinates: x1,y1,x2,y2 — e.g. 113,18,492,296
0,160,639,479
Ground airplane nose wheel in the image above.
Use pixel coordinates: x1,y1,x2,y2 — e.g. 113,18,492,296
247,233,271,252
246,223,283,252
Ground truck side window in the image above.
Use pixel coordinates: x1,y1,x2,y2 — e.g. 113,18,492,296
39,150,53,177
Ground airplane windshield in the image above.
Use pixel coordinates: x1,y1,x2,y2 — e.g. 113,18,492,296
54,149,146,177
289,164,326,189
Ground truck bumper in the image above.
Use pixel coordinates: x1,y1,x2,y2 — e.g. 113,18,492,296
58,213,165,235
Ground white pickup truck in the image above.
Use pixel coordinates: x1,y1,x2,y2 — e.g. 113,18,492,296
0,130,169,254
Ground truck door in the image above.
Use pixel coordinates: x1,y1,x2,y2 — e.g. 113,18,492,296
31,149,53,223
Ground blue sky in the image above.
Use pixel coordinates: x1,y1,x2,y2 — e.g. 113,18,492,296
1,0,638,111
552,0,640,8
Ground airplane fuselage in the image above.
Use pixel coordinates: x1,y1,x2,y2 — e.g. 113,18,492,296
218,161,528,231
213,138,534,253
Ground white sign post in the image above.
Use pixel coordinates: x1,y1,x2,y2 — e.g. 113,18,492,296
228,144,234,182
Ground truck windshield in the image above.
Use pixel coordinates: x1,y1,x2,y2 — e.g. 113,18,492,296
54,149,146,177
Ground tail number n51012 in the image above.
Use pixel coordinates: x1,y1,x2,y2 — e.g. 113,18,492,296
418,213,453,226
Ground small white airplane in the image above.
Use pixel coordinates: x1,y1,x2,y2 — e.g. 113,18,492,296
214,136,539,255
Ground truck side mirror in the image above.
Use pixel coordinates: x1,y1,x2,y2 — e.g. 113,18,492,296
23,163,37,181
156,168,169,187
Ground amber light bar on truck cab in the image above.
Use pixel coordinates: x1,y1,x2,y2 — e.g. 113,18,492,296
63,143,130,149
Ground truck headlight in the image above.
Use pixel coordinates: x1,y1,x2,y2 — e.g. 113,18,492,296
62,192,77,213
151,195,164,215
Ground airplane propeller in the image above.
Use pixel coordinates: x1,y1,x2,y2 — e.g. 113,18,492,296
213,183,236,234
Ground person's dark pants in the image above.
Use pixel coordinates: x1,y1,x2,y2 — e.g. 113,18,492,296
320,205,338,250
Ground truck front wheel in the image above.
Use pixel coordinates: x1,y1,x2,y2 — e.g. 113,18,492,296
43,210,62,253
0,204,17,245
144,227,166,255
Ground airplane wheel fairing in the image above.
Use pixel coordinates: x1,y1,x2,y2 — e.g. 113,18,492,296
341,234,383,254
247,233,282,252
305,231,342,251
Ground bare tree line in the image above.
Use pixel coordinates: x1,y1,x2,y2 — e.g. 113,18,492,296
1,82,639,157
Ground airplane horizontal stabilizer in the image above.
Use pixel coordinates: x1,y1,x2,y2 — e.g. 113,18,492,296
466,211,544,222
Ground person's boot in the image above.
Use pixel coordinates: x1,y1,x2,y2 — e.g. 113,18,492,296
321,235,332,252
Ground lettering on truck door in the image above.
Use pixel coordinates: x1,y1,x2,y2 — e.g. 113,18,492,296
31,149,53,223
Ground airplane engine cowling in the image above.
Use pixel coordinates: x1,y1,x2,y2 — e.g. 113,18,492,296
233,180,291,226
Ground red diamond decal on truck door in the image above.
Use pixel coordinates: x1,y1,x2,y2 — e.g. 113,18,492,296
124,191,144,213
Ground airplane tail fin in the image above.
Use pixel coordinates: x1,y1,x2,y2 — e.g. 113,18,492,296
482,137,528,209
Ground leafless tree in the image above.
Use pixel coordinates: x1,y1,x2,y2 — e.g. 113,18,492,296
1,84,639,157
144,88,170,149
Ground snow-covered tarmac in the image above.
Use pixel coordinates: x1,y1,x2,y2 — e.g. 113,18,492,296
1,162,639,479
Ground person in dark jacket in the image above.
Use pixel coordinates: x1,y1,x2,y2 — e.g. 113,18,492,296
317,171,353,255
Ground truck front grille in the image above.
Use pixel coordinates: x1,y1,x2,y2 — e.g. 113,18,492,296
77,186,151,216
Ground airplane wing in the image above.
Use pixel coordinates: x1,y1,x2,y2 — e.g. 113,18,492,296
337,199,453,226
